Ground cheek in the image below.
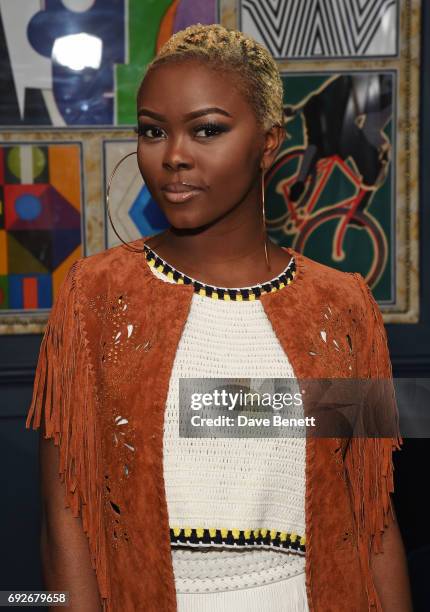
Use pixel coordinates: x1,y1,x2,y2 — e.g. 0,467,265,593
136,144,154,177
205,139,259,201
136,145,164,196
201,133,259,181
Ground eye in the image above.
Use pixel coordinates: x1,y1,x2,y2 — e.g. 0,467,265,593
194,122,229,138
135,124,166,139
134,122,229,140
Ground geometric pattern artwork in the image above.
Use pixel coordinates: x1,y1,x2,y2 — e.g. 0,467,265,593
103,140,168,249
265,72,395,301
240,0,398,59
0,1,418,328
0,143,83,312
0,0,218,127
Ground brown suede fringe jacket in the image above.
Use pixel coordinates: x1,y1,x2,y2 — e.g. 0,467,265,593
26,236,402,612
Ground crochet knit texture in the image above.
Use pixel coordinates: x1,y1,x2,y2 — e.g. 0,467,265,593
147,255,308,609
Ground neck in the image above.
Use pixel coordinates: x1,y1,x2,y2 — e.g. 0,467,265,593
145,226,292,288
150,223,267,265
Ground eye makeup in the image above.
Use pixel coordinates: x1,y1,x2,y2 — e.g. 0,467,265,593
134,121,230,139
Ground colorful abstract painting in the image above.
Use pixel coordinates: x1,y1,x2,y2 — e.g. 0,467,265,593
0,0,218,127
266,72,395,300
103,141,168,249
0,143,83,312
239,0,398,59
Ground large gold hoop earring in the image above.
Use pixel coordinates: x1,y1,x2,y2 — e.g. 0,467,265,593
261,170,271,271
106,151,145,253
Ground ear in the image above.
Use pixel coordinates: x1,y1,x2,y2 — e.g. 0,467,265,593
260,125,286,171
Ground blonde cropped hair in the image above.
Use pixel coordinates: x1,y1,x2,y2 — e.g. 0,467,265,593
141,23,284,132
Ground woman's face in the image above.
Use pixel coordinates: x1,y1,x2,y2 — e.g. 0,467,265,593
136,59,283,230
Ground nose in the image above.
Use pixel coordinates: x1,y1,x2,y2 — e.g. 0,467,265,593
162,136,194,172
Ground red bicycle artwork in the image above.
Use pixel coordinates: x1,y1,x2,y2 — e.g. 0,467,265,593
265,73,393,288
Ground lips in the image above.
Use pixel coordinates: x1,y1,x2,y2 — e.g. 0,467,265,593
162,189,202,203
161,182,204,203
162,182,203,193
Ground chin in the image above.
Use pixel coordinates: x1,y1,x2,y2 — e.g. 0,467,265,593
164,210,213,231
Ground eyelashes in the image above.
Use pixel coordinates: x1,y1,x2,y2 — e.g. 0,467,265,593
134,122,229,139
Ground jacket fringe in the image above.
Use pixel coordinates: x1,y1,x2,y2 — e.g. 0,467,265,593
25,260,110,609
346,274,403,609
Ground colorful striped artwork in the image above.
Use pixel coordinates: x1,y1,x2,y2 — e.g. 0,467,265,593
0,143,83,312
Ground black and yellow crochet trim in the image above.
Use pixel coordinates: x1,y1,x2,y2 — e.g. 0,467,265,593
143,243,296,301
170,526,306,553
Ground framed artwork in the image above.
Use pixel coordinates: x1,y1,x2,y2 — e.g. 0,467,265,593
0,140,85,333
0,0,218,128
266,70,396,301
220,0,420,322
239,0,399,60
0,0,420,331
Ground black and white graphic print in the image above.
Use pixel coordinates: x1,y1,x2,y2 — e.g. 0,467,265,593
240,0,398,59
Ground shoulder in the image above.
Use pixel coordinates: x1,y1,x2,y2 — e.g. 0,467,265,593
72,238,148,295
79,238,145,275
292,249,383,341
294,248,365,307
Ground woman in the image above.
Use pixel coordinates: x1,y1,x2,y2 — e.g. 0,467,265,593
27,24,412,611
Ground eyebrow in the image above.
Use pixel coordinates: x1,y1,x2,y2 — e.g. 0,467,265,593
137,106,233,121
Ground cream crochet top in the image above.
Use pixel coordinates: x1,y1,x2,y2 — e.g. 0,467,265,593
145,245,308,610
